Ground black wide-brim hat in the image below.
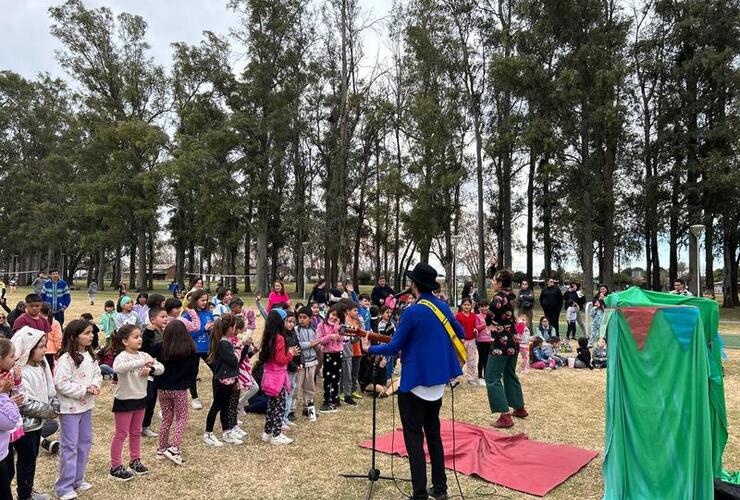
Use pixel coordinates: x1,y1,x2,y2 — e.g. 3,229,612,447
405,262,441,291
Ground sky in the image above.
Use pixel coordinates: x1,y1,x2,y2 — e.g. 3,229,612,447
1,0,688,277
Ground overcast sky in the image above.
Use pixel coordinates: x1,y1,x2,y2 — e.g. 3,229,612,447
2,0,684,277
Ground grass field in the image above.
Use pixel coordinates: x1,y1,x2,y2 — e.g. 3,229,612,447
4,287,739,499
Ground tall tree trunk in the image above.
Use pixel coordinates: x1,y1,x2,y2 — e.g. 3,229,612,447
147,228,154,290
97,248,106,291
112,246,121,289
542,163,552,280
255,227,269,295
704,211,713,294
602,140,616,290
526,149,535,281
580,100,594,298
129,242,137,291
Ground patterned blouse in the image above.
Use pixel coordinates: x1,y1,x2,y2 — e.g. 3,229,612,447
487,289,519,356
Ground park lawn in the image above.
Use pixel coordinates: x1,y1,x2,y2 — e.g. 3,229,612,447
3,289,734,499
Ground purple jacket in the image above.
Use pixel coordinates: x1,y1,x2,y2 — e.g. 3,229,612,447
0,393,21,461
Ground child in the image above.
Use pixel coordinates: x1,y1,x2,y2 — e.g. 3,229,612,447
213,289,233,318
42,303,63,372
223,316,248,441
592,338,607,368
79,313,100,351
342,301,362,404
537,316,557,342
98,339,116,379
456,298,478,386
146,293,166,311
475,300,492,384
282,310,301,425
317,304,344,413
565,300,578,340
203,314,241,447
0,339,22,500
516,314,531,373
266,281,291,312
10,327,59,500
54,319,101,499
258,309,299,445
109,324,164,481
294,307,319,421
574,337,593,369
164,297,200,333
10,294,50,337
529,337,556,370
150,321,198,465
589,298,605,348
358,295,372,330
543,337,567,367
309,302,322,329
115,296,141,330
133,293,149,327
185,290,214,410
140,308,168,438
99,300,117,348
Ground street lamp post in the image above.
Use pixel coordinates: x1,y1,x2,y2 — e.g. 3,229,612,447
302,241,309,302
690,225,705,296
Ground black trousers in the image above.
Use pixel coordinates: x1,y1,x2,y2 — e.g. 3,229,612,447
206,380,234,433
323,352,341,405
544,309,561,336
141,379,157,428
8,429,41,499
190,352,209,399
398,391,447,499
477,342,491,379
0,453,11,500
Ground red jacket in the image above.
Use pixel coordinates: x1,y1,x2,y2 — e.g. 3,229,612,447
455,311,478,341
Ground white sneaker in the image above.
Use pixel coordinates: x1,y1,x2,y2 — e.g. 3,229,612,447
163,447,183,466
232,427,246,438
202,432,223,447
30,491,51,500
478,379,486,386
58,492,78,500
192,398,203,410
221,430,243,445
75,481,93,492
141,427,158,438
281,423,291,432
261,432,272,442
270,433,293,445
307,406,317,422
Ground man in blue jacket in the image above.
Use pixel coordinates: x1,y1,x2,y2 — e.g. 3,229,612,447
42,269,71,326
363,263,463,500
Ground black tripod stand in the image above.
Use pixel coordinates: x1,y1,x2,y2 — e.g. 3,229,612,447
340,358,402,500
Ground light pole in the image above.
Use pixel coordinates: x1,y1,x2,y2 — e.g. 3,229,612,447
302,241,309,302
451,234,462,307
690,225,705,296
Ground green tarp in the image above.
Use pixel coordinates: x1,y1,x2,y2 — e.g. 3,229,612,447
603,288,728,500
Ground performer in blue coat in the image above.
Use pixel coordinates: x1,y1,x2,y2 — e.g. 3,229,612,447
364,262,463,500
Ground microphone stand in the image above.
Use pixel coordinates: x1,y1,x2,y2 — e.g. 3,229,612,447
340,294,409,499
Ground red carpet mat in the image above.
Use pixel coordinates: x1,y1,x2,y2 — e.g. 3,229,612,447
360,419,598,497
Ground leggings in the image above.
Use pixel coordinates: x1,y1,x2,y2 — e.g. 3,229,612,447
142,380,157,428
9,429,41,499
226,387,240,430
264,389,286,437
157,389,189,451
190,353,209,399
323,352,341,404
111,408,145,469
205,380,234,433
0,454,11,500
477,342,491,379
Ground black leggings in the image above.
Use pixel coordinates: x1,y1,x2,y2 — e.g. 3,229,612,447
205,380,234,433
477,342,491,379
0,453,11,500
190,353,209,399
142,379,157,428
323,352,342,405
226,387,240,430
8,429,41,499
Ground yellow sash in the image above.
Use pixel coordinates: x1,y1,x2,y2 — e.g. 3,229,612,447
417,299,467,364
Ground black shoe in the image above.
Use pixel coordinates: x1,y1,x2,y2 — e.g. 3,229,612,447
109,465,134,482
302,407,309,417
344,396,357,406
41,438,60,455
334,399,342,407
128,459,149,475
319,403,337,413
427,487,448,500
287,411,296,422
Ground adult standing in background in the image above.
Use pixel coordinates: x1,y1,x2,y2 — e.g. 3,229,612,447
371,276,394,306
517,280,535,332
42,269,71,325
539,278,563,337
31,272,46,296
563,282,586,337
308,279,329,310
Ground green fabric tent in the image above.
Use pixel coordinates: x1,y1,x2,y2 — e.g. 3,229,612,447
603,288,728,499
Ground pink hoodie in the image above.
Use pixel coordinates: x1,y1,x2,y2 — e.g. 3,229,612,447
267,291,291,312
317,321,343,353
168,310,201,333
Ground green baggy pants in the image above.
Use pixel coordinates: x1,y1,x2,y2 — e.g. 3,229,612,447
485,354,524,413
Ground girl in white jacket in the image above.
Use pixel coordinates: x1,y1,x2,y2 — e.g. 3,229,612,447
11,326,59,500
